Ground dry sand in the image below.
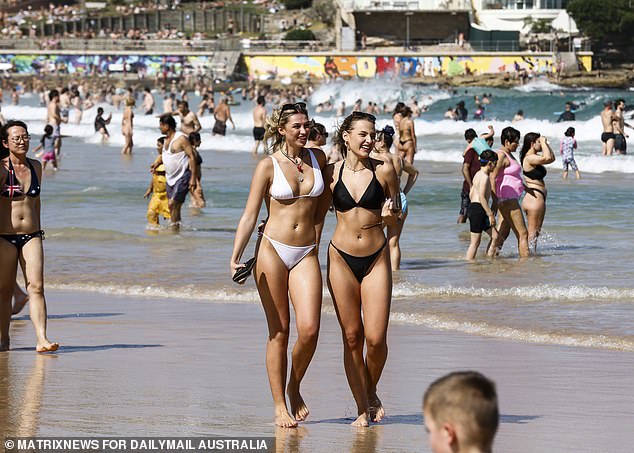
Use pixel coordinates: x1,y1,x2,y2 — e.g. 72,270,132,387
2,290,633,452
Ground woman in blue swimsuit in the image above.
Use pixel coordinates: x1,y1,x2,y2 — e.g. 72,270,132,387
319,111,400,427
0,120,58,352
230,103,327,428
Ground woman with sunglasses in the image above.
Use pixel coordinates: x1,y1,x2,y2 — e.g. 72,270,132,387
487,126,530,258
520,133,555,254
372,125,419,270
230,102,327,428
0,120,58,352
319,111,400,427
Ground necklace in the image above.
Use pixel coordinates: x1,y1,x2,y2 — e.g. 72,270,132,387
344,159,366,173
281,149,304,182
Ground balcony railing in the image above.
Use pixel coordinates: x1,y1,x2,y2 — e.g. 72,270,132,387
0,38,223,53
342,0,471,10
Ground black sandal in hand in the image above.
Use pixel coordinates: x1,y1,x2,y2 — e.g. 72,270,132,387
232,257,256,284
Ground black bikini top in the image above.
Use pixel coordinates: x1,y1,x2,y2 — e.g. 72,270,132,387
523,165,547,181
333,160,385,212
1,158,41,199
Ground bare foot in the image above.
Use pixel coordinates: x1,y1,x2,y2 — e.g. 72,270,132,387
12,293,29,315
36,341,59,353
369,395,385,422
352,412,370,427
287,384,310,421
275,407,298,428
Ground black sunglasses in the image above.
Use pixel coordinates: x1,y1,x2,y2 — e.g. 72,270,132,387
351,111,376,122
280,102,307,114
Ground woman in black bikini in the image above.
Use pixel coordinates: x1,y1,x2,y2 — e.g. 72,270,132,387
520,132,555,254
0,120,58,352
319,112,400,427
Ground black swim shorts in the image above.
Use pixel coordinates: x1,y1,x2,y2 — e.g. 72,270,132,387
253,126,265,141
601,132,615,143
467,202,491,234
614,134,627,153
213,121,227,136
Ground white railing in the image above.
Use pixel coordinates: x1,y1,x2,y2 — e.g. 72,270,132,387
342,0,471,10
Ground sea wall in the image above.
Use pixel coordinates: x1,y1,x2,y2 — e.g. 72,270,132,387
244,54,593,80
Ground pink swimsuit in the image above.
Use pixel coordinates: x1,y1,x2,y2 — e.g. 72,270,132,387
496,151,524,200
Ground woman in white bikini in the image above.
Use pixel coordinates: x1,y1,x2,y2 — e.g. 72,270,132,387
230,103,327,428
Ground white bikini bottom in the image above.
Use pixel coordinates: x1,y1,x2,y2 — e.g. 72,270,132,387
263,234,316,270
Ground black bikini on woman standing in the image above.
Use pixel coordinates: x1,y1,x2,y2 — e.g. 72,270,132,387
0,158,45,250
330,160,387,283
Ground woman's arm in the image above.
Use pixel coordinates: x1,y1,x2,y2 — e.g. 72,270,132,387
490,151,507,196
230,159,271,274
314,162,334,250
401,159,419,195
377,158,400,226
525,137,555,166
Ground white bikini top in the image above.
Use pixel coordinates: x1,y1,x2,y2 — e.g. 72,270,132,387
269,148,324,200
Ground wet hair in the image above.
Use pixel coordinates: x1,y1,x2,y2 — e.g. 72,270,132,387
615,98,625,107
500,126,521,147
257,95,265,106
381,125,395,149
263,103,309,154
516,109,524,116
564,127,575,137
44,124,53,136
49,89,59,101
178,100,189,110
188,131,201,145
159,113,176,130
520,132,540,164
479,149,498,164
423,371,499,452
464,128,477,142
393,102,406,115
97,107,104,115
308,122,327,141
334,111,376,158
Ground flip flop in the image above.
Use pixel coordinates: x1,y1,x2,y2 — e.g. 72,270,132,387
232,257,256,284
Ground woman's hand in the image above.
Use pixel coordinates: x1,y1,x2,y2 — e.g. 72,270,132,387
230,260,245,278
381,198,398,226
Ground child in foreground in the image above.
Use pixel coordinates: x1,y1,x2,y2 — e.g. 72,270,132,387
560,127,580,180
144,136,171,227
466,150,497,260
423,371,499,453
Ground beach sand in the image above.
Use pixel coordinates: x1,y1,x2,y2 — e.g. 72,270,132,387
2,290,633,452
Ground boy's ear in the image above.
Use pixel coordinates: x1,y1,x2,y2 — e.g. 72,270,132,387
442,422,458,448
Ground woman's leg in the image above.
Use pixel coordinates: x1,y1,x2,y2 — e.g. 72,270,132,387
387,210,407,271
522,194,546,254
253,240,296,428
0,240,19,351
20,237,58,352
360,246,391,422
503,200,529,257
327,245,369,427
404,142,415,165
286,253,322,421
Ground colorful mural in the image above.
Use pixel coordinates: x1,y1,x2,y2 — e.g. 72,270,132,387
0,55,213,76
245,54,592,80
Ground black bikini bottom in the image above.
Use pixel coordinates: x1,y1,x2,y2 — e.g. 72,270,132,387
330,239,387,283
526,187,546,201
0,230,45,251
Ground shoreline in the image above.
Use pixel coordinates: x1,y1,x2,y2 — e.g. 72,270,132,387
3,289,634,451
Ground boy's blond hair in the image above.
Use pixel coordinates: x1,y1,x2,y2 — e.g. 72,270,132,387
423,371,499,451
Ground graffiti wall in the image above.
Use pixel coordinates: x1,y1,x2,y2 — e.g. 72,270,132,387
245,54,592,80
0,55,213,76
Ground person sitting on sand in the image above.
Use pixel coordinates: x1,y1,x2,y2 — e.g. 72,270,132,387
423,371,499,453
0,120,58,352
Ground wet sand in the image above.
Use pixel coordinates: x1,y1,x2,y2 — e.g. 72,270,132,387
2,290,633,452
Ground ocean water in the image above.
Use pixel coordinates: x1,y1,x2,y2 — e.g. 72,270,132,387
5,79,634,352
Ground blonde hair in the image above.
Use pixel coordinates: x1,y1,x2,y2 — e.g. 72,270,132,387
263,106,308,155
423,371,499,452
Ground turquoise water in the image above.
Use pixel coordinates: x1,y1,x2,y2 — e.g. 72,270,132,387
5,79,634,351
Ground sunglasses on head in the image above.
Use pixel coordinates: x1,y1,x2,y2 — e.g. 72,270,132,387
280,102,307,114
351,111,376,122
